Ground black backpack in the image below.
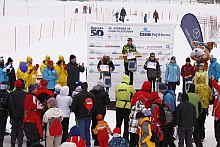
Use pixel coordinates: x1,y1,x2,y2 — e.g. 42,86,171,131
154,103,174,125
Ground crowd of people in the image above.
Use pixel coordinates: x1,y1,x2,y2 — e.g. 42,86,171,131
0,38,220,147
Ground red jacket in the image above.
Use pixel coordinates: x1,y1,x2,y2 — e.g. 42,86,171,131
181,64,195,79
131,81,151,106
212,80,220,119
67,136,86,147
23,94,43,137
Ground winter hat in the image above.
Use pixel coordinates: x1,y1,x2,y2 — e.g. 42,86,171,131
45,56,51,61
136,112,146,119
47,60,53,65
159,83,167,91
69,126,80,137
113,128,121,134
141,81,151,92
150,52,155,57
127,38,132,41
7,57,13,63
186,57,191,62
171,56,176,60
58,56,64,61
39,80,48,88
26,56,32,63
81,82,88,90
47,97,57,107
70,54,76,60
96,114,104,121
14,80,23,88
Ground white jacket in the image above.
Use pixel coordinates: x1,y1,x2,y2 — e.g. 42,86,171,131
56,86,73,118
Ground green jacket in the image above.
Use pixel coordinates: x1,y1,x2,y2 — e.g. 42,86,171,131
115,75,136,109
188,92,200,118
122,44,137,63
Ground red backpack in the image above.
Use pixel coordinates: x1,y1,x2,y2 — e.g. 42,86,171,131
84,97,93,112
49,118,62,136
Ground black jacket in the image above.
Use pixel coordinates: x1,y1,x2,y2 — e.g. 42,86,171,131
90,86,110,115
120,8,126,16
0,89,10,111
67,62,85,85
176,101,196,129
5,63,16,90
97,60,115,76
8,89,26,120
71,90,95,119
144,58,161,80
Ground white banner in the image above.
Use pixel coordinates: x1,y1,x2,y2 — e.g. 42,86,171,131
87,23,175,100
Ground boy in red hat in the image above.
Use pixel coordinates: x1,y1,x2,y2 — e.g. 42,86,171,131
93,114,112,147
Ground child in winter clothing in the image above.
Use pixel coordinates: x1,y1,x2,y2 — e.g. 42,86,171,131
93,114,112,147
176,93,196,147
108,128,129,147
136,111,155,147
212,80,220,147
43,97,63,147
56,86,72,143
66,125,86,147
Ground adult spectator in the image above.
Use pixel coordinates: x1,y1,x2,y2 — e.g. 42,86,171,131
153,10,159,23
120,7,127,23
5,57,16,91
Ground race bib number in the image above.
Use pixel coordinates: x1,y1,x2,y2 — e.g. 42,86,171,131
100,65,109,72
127,52,136,59
147,62,156,69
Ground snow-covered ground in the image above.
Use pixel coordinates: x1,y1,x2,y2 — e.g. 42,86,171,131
1,0,220,146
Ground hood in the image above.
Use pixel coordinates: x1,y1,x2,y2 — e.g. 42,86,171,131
121,75,130,84
60,86,69,96
141,81,151,92
211,57,217,63
164,89,175,96
69,126,80,136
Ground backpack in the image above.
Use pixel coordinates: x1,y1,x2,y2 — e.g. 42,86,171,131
49,118,62,136
83,97,93,112
153,103,173,125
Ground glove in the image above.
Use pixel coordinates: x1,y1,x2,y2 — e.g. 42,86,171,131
176,81,180,85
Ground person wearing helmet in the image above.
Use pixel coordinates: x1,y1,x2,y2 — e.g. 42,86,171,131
55,56,67,86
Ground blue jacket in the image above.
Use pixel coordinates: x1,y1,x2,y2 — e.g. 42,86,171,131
108,136,129,147
0,67,8,83
43,67,58,90
208,58,220,81
163,90,176,112
165,63,180,82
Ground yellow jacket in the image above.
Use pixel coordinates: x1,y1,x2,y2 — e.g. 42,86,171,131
55,64,67,86
115,75,136,109
193,71,212,108
40,63,47,74
139,117,155,147
25,64,38,89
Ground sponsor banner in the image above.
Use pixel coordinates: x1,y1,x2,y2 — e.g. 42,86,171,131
87,23,175,100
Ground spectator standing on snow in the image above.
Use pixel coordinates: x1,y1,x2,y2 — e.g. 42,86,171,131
67,54,85,96
71,82,94,147
176,93,196,147
0,82,10,147
181,57,195,93
153,10,159,23
8,80,26,147
120,7,127,23
56,86,73,143
144,52,161,92
90,82,110,146
114,11,119,22
5,57,16,91
144,13,148,23
115,75,136,141
165,56,180,94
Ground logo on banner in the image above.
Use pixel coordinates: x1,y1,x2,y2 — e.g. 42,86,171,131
192,28,200,40
140,27,151,36
90,26,104,36
140,27,171,37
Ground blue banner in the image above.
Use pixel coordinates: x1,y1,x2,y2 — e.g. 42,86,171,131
180,13,203,50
